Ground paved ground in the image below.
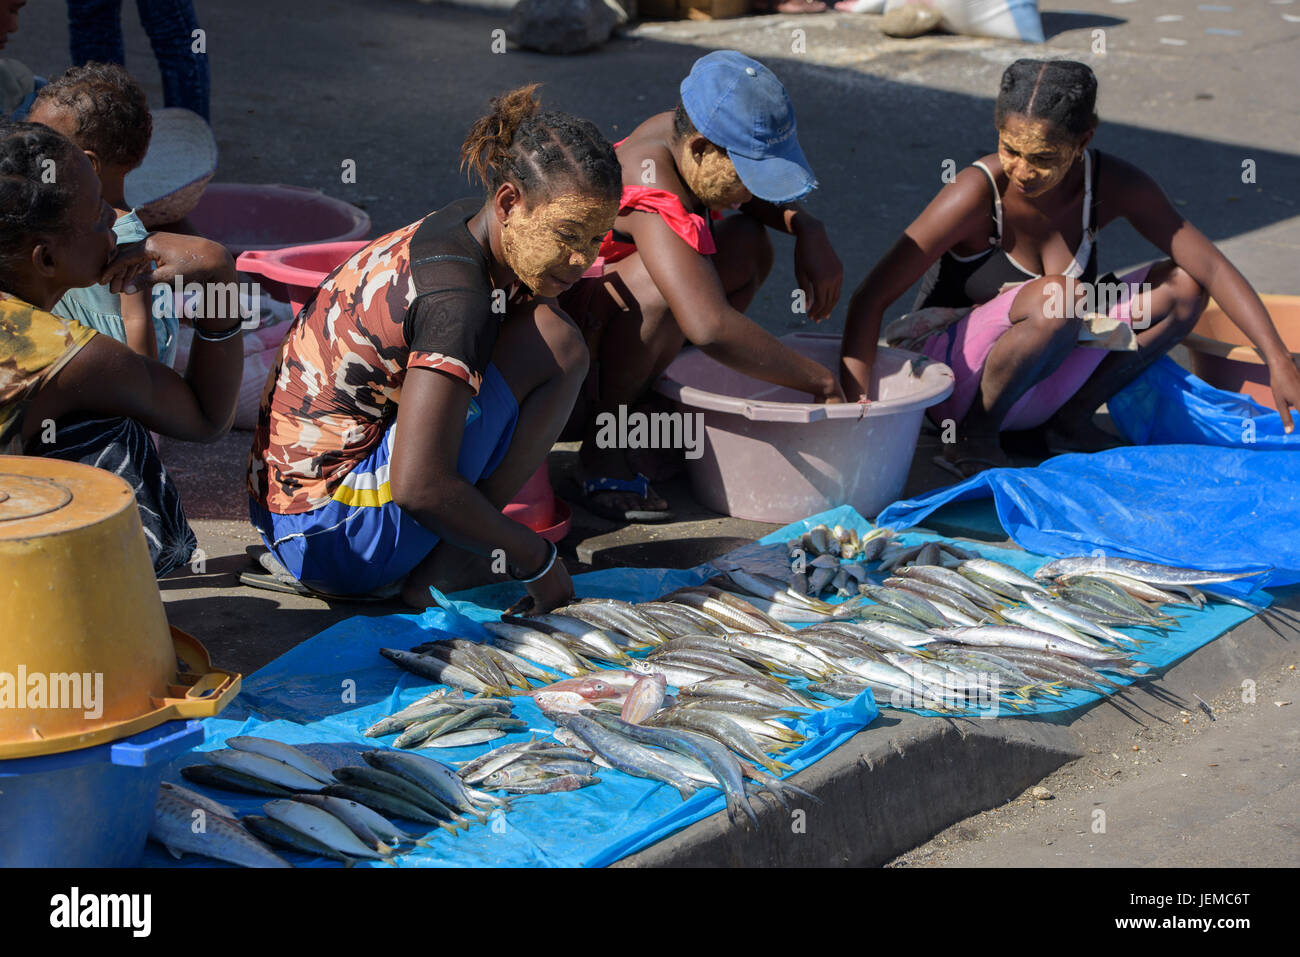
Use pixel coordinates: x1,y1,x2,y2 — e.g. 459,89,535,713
10,0,1299,866
890,661,1298,868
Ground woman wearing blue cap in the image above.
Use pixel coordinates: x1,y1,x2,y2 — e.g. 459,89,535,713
560,50,844,523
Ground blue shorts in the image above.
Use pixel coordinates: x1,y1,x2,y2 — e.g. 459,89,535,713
249,364,519,595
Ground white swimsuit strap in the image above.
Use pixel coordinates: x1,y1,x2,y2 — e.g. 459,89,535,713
1063,149,1095,279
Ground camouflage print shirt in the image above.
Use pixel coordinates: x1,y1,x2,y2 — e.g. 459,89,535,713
249,198,507,514
0,291,98,454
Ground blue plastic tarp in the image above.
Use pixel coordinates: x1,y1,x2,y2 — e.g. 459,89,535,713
141,505,1271,868
142,518,883,869
876,447,1298,597
1109,356,1300,449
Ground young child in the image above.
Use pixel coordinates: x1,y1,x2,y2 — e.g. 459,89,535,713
29,62,179,364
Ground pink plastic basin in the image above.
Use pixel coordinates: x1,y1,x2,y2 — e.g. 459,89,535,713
235,236,570,541
237,240,370,315
655,332,954,523
188,183,371,258
504,466,573,544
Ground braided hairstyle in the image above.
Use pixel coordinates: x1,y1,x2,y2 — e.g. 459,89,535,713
995,59,1098,139
0,123,82,275
460,84,621,206
32,62,153,170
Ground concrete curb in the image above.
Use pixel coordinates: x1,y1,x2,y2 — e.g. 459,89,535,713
614,591,1298,866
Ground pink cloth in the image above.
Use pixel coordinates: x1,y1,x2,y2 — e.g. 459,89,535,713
920,264,1153,431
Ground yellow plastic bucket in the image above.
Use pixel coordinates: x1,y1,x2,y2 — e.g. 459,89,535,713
0,456,239,759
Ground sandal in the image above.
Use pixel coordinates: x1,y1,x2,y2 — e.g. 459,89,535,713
239,547,401,602
832,0,883,11
577,474,674,524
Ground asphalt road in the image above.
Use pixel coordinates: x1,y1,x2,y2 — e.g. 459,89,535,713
8,0,1298,869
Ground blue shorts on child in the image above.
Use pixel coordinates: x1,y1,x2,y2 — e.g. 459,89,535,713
249,364,518,595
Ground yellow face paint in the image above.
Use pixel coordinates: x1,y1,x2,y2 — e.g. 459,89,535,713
997,114,1082,199
679,142,752,211
500,191,619,297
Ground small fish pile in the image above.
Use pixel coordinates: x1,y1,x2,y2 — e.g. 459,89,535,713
380,639,551,696
149,783,290,868
546,710,815,827
527,670,669,719
363,687,526,750
458,739,603,794
874,539,981,573
180,735,337,796
786,524,891,599
245,793,429,865
177,735,512,863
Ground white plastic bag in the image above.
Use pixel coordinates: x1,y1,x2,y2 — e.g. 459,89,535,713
884,0,1044,43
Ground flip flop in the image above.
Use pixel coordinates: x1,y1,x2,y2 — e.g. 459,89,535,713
832,0,884,11
239,547,400,602
932,454,1004,481
577,474,674,524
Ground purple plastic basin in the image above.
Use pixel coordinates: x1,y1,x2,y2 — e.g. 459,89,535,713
655,333,954,523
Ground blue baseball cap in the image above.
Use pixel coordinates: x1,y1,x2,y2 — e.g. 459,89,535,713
679,51,817,204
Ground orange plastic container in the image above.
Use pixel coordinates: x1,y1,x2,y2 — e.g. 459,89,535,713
0,457,239,759
1183,294,1300,410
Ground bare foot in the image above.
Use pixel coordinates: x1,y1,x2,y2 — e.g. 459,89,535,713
401,541,497,608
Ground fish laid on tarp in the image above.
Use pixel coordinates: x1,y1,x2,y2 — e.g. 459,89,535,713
226,736,336,785
263,799,394,862
150,787,291,868
201,749,328,793
547,711,698,801
1034,556,1267,586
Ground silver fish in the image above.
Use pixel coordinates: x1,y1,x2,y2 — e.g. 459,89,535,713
1034,556,1267,586
225,736,336,785
204,749,327,793
150,787,291,868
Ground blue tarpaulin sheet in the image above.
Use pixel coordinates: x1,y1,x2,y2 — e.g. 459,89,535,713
142,505,1270,868
876,446,1298,597
142,510,884,869
1109,356,1300,449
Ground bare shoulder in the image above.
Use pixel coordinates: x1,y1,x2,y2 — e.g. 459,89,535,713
613,112,690,198
1094,150,1160,199
1092,150,1167,226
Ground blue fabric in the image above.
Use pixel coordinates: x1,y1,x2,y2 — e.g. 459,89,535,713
876,447,1297,596
1109,356,1300,449
250,364,519,595
139,504,1272,868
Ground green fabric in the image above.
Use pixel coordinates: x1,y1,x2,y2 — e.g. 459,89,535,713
52,211,179,366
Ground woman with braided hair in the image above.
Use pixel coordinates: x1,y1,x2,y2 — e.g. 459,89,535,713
840,59,1300,478
247,85,621,610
